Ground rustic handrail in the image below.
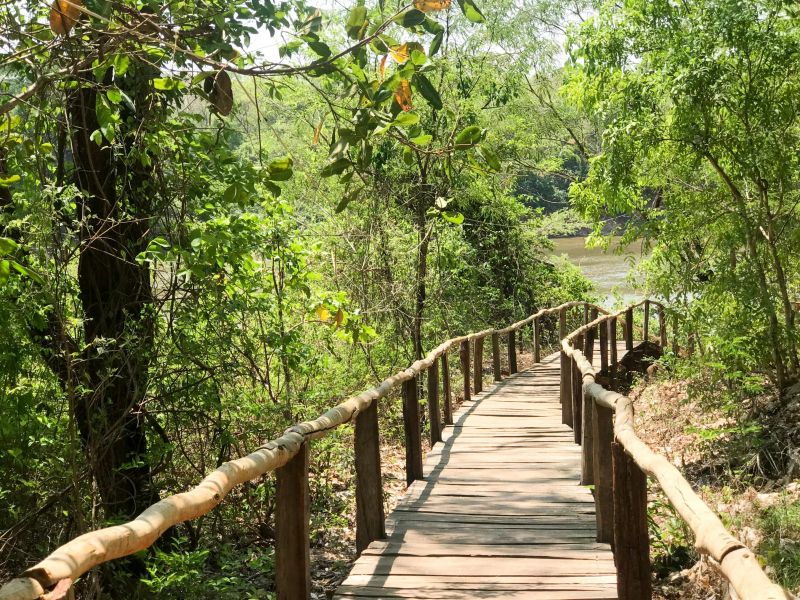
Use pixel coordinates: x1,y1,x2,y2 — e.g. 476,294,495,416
561,300,790,600
0,300,606,600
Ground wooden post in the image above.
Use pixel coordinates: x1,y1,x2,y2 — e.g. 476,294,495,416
643,299,650,342
559,309,572,426
508,330,517,374
592,403,614,544
572,336,583,444
492,332,501,381
585,308,598,363
580,382,594,486
658,306,667,348
276,442,310,600
583,303,589,325
401,377,423,485
625,307,634,351
599,317,609,374
473,336,484,394
355,400,385,555
441,353,453,425
610,317,618,390
613,441,651,600
427,359,442,445
533,317,541,363
672,314,679,356
459,340,471,404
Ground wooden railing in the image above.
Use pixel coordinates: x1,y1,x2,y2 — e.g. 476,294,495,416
561,299,790,600
0,300,604,600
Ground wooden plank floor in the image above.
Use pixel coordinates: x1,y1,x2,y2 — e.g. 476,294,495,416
336,345,626,599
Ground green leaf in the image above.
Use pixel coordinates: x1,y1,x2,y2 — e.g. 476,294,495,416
112,54,130,76
393,112,420,127
10,261,43,284
0,237,18,254
346,5,368,39
106,88,122,104
412,74,442,110
0,174,20,186
335,187,362,213
410,134,433,146
267,156,294,181
442,210,464,224
307,41,332,58
456,0,485,23
454,125,484,148
321,158,351,177
152,78,183,91
429,31,444,55
394,9,426,27
0,260,9,284
477,146,501,171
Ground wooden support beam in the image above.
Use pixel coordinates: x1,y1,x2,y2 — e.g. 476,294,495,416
473,336,484,394
592,403,614,544
613,441,652,600
560,309,571,426
625,307,634,351
610,317,618,390
402,377,423,485
441,353,453,425
459,340,471,404
599,316,609,374
585,308,598,363
276,441,310,600
658,306,667,348
572,336,583,444
533,317,541,363
508,330,517,374
643,299,650,341
355,400,385,555
672,313,679,356
492,332,501,381
580,382,594,486
427,360,442,445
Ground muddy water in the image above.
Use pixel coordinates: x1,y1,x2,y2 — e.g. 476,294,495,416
551,237,645,306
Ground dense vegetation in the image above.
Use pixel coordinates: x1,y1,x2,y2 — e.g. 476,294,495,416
2,0,800,596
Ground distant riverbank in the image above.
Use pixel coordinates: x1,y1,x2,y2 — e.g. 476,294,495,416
551,237,644,306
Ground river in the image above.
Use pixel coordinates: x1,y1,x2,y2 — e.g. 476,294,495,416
551,237,645,307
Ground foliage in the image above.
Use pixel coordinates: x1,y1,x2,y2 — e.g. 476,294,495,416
758,498,800,590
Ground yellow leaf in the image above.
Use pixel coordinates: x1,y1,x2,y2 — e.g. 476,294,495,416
379,54,388,81
389,43,410,64
394,80,413,112
316,305,331,322
414,0,451,11
312,122,322,145
49,0,82,35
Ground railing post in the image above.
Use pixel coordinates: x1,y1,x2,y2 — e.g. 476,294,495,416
580,381,594,486
355,400,385,555
401,377,423,485
613,441,652,600
276,441,311,600
559,309,572,427
599,317,609,375
671,313,679,356
473,336,484,394
610,317,618,390
583,303,589,325
572,335,583,443
492,332,501,381
593,403,614,544
625,307,634,351
459,340,471,404
643,299,650,342
441,353,453,425
427,359,442,445
585,308,598,363
508,330,517,374
658,306,667,348
533,317,541,363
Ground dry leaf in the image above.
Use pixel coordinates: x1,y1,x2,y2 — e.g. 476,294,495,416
204,71,233,116
394,80,413,112
414,0,451,11
312,122,322,145
389,43,410,64
49,0,82,35
379,54,388,81
334,309,344,327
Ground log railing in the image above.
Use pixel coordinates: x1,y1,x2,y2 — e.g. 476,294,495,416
0,300,604,600
561,299,790,600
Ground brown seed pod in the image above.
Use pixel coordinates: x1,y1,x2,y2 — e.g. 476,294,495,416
203,70,233,116
49,0,82,35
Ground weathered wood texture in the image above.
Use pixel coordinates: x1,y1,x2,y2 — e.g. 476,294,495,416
441,353,453,426
355,400,385,554
337,347,620,599
276,442,311,600
427,361,442,445
402,378,423,485
473,336,484,394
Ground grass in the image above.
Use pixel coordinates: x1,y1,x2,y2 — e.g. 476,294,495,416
758,497,800,591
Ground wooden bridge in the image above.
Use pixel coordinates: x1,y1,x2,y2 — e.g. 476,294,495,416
0,302,789,600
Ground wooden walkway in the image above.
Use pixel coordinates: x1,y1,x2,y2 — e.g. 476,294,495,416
336,346,625,599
